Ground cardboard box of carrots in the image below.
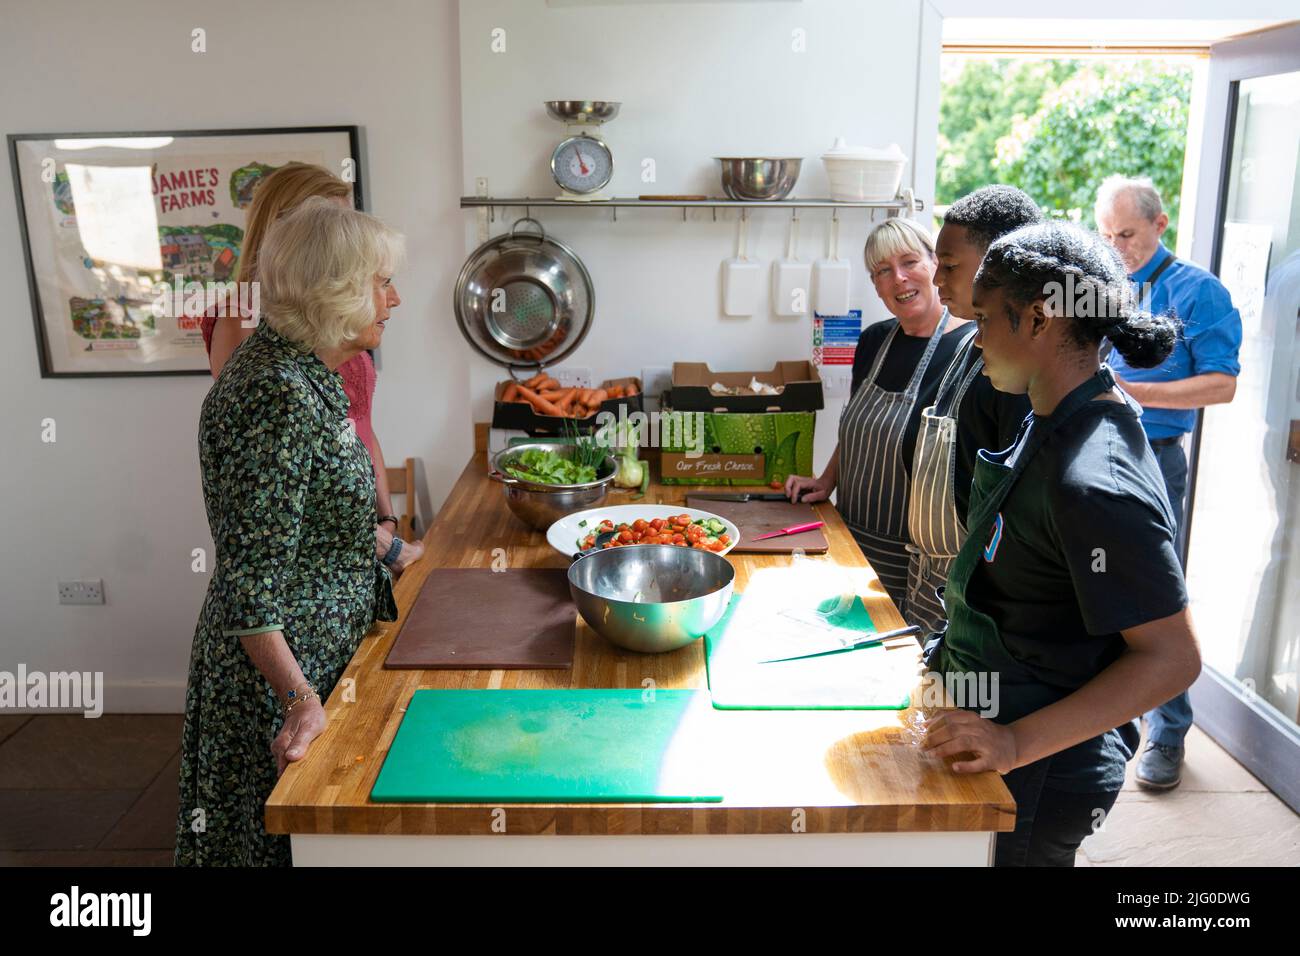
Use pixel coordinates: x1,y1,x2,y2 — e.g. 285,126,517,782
493,371,643,433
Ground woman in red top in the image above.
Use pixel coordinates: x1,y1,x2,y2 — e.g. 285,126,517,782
201,162,423,573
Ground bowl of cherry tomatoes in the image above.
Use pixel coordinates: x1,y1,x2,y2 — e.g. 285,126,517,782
546,505,740,559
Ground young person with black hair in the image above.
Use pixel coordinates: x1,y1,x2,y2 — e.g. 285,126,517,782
903,186,1041,635
921,221,1202,867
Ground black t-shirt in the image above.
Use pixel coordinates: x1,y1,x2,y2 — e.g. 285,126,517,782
949,341,1033,526
966,396,1189,792
849,318,972,474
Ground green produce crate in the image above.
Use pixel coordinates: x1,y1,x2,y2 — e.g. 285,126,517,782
659,410,814,486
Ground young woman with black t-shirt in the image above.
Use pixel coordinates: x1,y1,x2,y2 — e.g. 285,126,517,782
921,221,1202,867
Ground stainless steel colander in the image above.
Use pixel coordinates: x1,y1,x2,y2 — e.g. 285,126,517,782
454,218,594,372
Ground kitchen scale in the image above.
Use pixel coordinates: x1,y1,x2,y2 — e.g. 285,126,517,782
545,100,620,201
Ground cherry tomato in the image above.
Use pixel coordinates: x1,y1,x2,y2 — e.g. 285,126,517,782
650,518,665,531
718,534,730,545
632,518,648,532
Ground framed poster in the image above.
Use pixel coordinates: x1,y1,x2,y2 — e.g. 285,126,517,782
8,126,361,377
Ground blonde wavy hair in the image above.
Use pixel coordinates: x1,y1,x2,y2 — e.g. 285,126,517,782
863,217,936,274
258,197,406,351
236,161,353,285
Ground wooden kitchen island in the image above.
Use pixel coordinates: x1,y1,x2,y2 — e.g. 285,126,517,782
266,450,1015,866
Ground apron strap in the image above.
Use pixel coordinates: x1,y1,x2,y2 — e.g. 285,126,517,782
932,328,981,418
1136,251,1176,312
862,323,901,388
964,365,1118,537
900,308,951,400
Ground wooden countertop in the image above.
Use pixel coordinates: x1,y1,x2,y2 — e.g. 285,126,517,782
266,452,1014,836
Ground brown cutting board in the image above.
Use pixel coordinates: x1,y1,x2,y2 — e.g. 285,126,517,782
385,569,576,669
685,497,829,554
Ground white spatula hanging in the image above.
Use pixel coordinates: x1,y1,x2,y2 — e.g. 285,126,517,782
721,212,761,316
813,213,851,316
772,213,812,316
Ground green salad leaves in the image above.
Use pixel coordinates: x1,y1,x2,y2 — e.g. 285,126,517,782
505,449,597,486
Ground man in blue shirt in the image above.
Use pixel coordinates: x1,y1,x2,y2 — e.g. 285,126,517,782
1094,175,1242,791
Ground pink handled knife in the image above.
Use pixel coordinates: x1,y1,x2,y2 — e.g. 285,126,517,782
752,520,825,541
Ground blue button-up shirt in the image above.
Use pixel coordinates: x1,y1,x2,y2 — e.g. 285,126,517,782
1109,243,1243,439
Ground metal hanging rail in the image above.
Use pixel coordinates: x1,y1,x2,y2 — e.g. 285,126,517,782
460,194,923,222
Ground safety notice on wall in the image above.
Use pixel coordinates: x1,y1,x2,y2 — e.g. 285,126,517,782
812,309,861,367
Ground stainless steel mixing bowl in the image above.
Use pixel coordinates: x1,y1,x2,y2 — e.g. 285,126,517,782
545,100,622,125
715,157,803,201
568,544,735,654
489,442,616,531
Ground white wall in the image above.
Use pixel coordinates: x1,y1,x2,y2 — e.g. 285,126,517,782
1,0,943,713
458,0,941,473
0,0,468,711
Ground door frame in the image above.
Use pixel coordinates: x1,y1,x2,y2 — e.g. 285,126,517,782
1184,19,1300,814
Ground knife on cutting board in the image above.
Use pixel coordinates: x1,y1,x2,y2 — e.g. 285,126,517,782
753,520,825,541
758,624,922,664
689,493,791,502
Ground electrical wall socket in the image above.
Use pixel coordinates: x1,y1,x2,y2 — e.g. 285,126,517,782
820,365,854,399
549,366,593,389
59,579,104,605
641,366,672,405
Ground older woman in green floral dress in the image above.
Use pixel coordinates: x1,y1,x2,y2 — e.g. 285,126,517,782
175,197,404,866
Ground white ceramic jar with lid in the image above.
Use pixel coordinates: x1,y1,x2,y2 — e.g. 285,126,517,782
821,138,907,202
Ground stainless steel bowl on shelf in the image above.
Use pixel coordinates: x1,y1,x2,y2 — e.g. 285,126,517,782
489,442,617,531
545,100,622,125
715,157,803,201
568,544,735,654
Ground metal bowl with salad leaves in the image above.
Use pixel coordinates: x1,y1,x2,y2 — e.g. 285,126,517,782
489,432,617,531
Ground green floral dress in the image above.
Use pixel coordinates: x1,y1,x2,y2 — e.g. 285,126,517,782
175,321,397,867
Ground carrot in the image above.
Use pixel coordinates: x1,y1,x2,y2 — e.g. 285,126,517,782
501,382,520,403
606,384,624,399
515,385,563,417
588,389,608,405
524,372,548,388
538,389,565,402
536,376,561,392
625,382,639,396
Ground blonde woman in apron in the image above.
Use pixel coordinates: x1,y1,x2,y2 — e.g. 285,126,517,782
905,185,1044,635
785,218,969,611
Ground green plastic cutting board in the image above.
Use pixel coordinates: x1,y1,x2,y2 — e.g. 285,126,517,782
371,689,723,803
704,594,912,710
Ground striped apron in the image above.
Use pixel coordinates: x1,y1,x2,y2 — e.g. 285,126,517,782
905,330,983,636
837,310,950,610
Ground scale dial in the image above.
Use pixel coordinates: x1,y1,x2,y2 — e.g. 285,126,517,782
551,133,613,195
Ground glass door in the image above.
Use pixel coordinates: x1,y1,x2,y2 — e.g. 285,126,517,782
1184,22,1300,812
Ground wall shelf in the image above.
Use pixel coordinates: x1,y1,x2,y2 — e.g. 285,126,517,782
461,194,923,222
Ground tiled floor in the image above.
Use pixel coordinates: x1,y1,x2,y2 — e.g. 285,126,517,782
1079,724,1300,866
0,714,180,866
0,713,1295,865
